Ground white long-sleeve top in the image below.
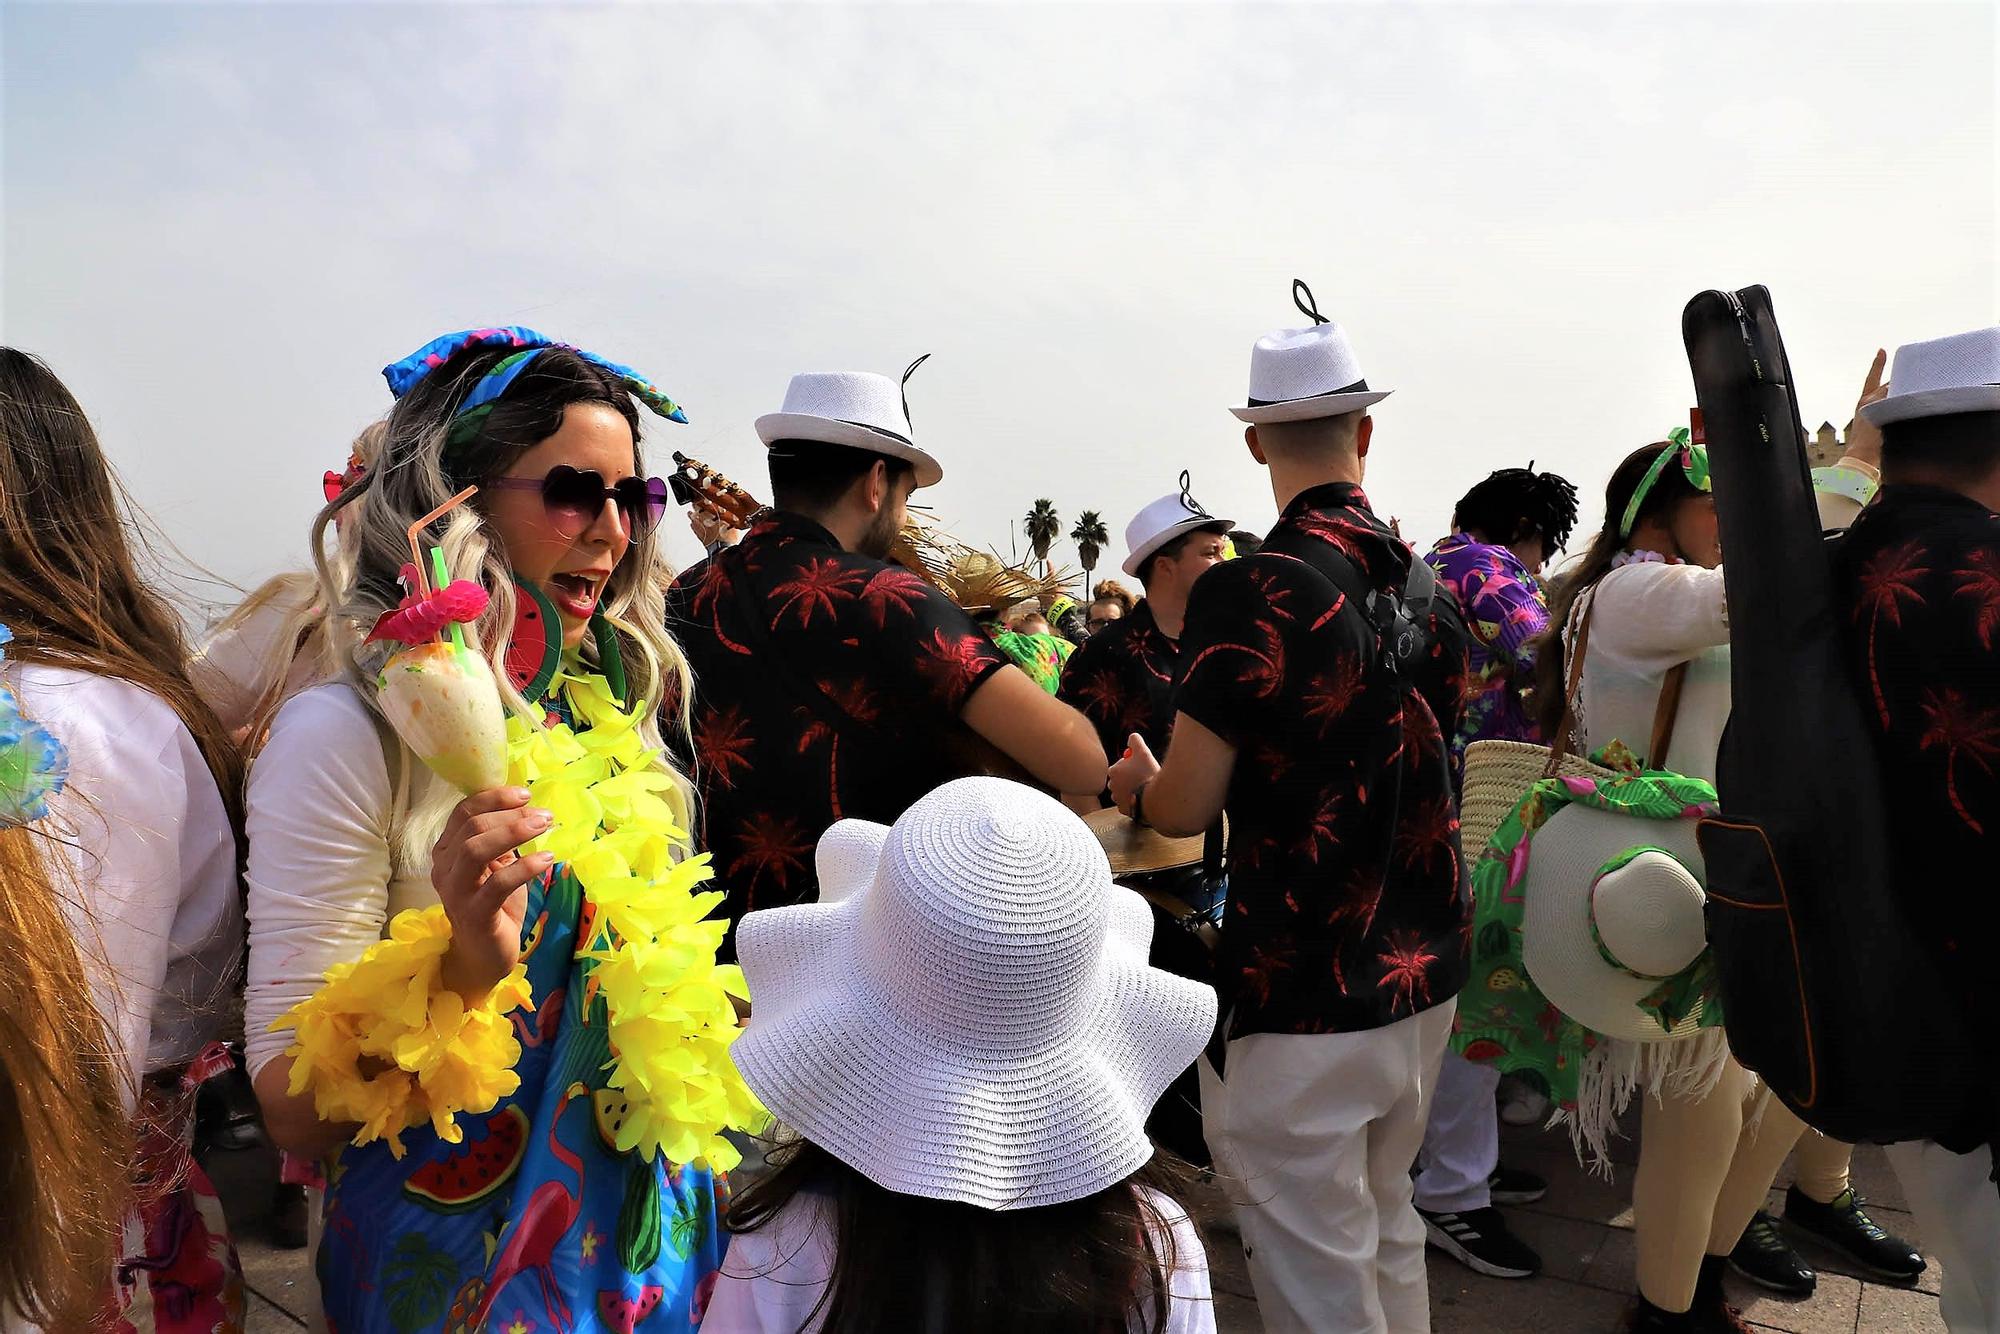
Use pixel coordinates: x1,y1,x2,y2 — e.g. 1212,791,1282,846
698,1186,1216,1334
1566,561,1732,785
12,666,242,1087
243,682,436,1078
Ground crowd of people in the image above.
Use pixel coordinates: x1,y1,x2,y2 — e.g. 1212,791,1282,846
0,286,1995,1334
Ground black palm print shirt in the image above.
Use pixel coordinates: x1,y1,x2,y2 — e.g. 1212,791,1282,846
1834,485,2000,1039
1058,599,1180,777
1176,483,1473,1038
665,512,1009,957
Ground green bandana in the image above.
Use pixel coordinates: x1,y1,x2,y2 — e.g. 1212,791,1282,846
1619,427,1712,540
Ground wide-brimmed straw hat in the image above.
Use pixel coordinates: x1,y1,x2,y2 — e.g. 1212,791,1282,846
1459,740,1617,867
731,777,1218,1210
755,356,944,487
1858,326,2000,427
1519,801,1713,1044
1230,279,1391,424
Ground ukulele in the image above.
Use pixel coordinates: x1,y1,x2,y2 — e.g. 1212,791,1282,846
667,454,1036,786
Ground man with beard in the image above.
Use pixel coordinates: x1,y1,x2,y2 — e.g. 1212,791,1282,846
666,362,1106,956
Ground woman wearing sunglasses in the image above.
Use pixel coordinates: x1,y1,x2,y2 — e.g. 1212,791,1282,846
243,329,741,1334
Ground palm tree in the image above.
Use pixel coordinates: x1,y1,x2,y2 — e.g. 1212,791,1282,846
1024,499,1061,577
1070,510,1108,597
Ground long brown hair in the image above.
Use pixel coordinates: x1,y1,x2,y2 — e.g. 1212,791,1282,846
1532,441,1707,739
0,349,245,836
0,825,132,1328
727,1140,1198,1333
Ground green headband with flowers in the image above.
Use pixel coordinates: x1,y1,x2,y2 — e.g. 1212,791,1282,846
1619,426,1712,539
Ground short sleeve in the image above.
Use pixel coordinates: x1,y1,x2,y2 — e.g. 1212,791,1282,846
1175,558,1285,747
1058,632,1136,761
1419,579,1472,740
243,685,398,1078
876,575,1010,718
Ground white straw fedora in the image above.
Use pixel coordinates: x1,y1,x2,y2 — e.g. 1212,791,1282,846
1121,470,1234,577
1230,279,1392,424
755,355,944,487
1519,802,1713,1044
732,777,1218,1211
1859,326,2000,427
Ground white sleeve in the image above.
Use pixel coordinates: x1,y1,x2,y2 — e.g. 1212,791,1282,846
243,685,397,1078
700,1202,834,1333
1141,1189,1217,1334
1586,563,1730,673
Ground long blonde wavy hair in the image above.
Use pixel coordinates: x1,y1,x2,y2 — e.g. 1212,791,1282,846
303,343,694,869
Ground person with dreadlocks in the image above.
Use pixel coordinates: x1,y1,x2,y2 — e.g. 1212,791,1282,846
1401,465,1580,1282
1424,465,1580,779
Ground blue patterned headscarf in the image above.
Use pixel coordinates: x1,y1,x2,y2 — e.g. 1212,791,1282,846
382,327,688,450
0,625,68,824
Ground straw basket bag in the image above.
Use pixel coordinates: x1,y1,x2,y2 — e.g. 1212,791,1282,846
1459,593,1687,862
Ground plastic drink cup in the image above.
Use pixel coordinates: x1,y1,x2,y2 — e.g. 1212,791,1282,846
377,641,509,794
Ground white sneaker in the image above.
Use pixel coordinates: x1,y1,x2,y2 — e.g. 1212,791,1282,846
1497,1074,1549,1127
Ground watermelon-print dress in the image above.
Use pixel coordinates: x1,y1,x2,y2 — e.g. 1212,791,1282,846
317,850,726,1334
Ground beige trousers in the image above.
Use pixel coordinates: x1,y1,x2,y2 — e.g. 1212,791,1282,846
1631,1057,1809,1312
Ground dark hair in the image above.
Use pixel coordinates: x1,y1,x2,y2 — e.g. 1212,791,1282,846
1226,529,1264,558
1531,441,1706,739
767,441,914,515
727,1140,1196,1334
1137,522,1231,590
1451,467,1581,554
0,349,245,841
1881,410,2000,485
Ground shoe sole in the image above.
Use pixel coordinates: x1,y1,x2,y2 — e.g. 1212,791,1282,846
1725,1258,1816,1299
1423,1220,1539,1280
1781,1221,1925,1284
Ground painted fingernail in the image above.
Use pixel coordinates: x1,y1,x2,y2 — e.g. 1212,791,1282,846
530,852,555,867
525,809,553,830
505,787,532,803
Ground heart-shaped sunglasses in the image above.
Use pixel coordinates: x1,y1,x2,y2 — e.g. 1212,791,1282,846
484,465,671,539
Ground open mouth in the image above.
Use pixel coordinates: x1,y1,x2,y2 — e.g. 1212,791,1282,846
547,571,607,620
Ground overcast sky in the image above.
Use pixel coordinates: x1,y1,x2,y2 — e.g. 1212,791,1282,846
4,2,1994,610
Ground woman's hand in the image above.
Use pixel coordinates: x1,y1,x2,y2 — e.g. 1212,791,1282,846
1107,733,1162,817
430,786,553,1002
1841,348,1890,472
689,507,744,550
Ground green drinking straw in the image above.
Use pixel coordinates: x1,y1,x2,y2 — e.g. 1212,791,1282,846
428,546,468,651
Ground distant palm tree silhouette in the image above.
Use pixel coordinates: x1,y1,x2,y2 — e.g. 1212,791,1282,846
1024,499,1062,578
1070,509,1108,598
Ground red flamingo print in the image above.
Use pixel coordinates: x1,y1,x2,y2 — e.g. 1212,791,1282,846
472,1084,589,1334
511,986,566,1049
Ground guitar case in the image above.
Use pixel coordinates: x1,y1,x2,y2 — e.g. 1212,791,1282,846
1683,285,1986,1150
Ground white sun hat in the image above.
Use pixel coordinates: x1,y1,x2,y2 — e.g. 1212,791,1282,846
1859,326,2000,427
731,776,1219,1211
1519,802,1714,1044
1121,470,1235,577
1230,279,1392,424
755,355,944,488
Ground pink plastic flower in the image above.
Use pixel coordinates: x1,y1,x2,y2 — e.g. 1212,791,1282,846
365,580,491,645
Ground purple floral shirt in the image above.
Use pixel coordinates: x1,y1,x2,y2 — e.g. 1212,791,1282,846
1424,534,1551,779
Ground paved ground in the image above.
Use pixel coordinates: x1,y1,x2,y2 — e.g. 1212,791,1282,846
213,1115,1945,1332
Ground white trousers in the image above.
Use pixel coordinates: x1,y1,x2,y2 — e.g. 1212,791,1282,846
1887,1139,2000,1333
1413,1048,1499,1213
1200,999,1455,1334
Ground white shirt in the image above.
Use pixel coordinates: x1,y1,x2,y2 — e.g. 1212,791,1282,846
698,1185,1216,1333
1567,561,1732,784
243,682,437,1078
12,666,242,1086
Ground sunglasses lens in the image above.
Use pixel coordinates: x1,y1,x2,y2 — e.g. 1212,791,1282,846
539,465,602,530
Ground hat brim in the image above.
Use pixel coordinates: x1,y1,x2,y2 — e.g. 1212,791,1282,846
814,819,890,904
732,886,1216,1210
1230,389,1391,424
1858,384,2000,427
755,413,945,488
1120,515,1237,577
1519,803,1710,1044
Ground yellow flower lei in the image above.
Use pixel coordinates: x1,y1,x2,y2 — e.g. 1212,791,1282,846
276,670,763,1169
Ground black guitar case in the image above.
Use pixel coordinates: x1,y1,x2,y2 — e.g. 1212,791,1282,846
1683,285,1987,1150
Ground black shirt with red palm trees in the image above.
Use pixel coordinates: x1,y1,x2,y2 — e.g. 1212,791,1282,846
1833,485,2000,1042
1058,599,1181,774
665,511,1010,957
1175,482,1472,1039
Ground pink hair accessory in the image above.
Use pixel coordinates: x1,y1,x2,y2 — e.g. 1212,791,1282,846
366,580,491,646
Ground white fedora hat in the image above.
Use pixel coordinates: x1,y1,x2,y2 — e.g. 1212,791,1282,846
755,354,944,487
1230,279,1392,424
1519,802,1714,1044
732,776,1218,1211
1859,326,2000,427
1121,470,1235,577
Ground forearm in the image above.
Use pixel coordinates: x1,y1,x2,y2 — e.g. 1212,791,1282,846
1133,712,1236,837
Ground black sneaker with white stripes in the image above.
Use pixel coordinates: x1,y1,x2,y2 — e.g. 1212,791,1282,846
1488,1165,1549,1206
1418,1205,1543,1279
